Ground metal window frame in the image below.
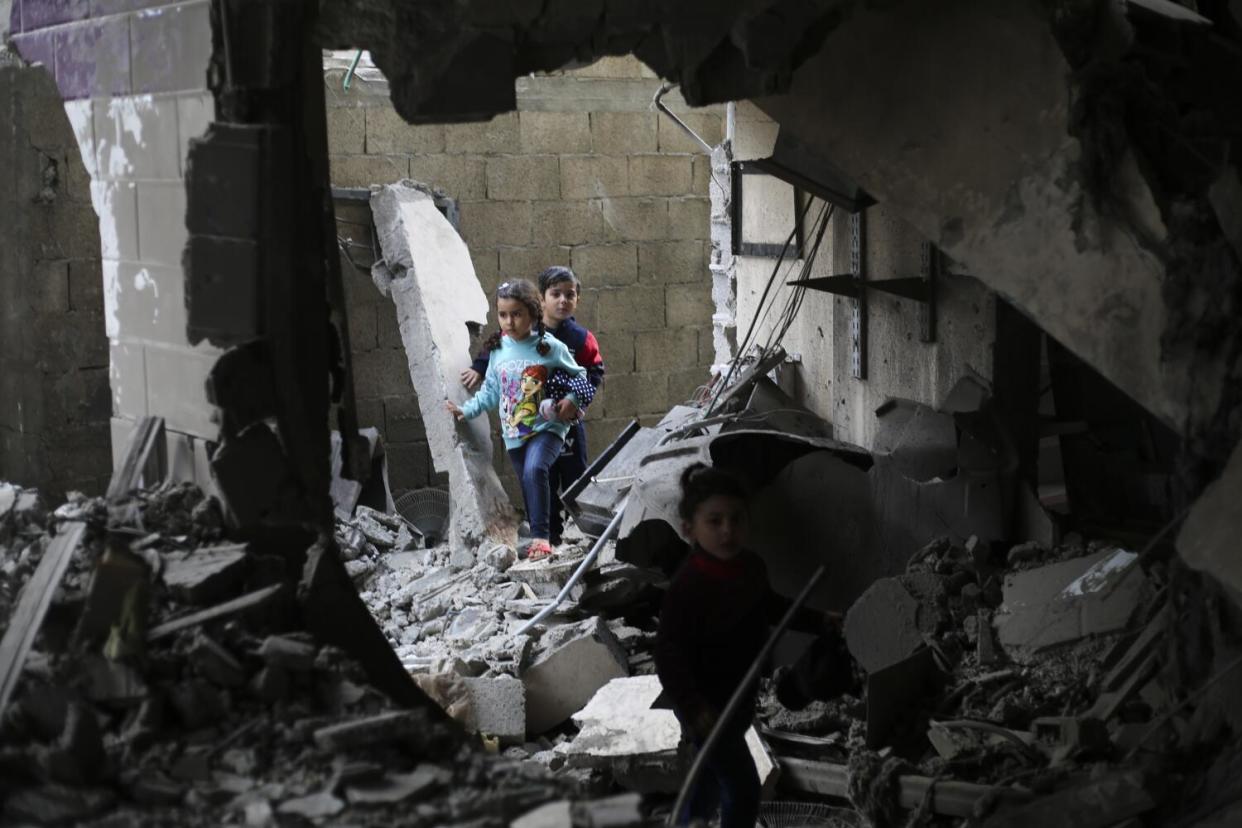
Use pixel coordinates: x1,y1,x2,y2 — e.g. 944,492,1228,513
731,160,806,259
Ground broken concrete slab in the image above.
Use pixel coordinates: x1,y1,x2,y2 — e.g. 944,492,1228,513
464,676,526,744
844,578,925,674
189,633,246,688
161,544,248,605
277,791,346,820
370,182,518,560
1179,441,1242,600
257,634,318,671
523,617,628,734
993,549,1146,660
507,551,590,598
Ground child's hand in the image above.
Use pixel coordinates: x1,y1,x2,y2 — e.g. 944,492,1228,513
445,400,465,421
460,369,483,391
554,399,579,422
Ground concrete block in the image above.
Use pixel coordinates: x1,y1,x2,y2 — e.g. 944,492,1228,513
443,112,518,155
69,259,103,313
258,635,318,671
531,200,603,246
522,617,628,734
657,111,723,154
486,155,559,201
844,578,925,673
595,332,634,373
571,243,637,287
90,180,139,261
667,198,711,240
54,16,131,99
348,301,378,351
329,154,410,188
628,155,693,196
408,154,486,200
371,183,518,553
365,107,445,154
639,240,708,284
519,111,590,154
733,120,780,162
602,372,669,418
351,346,409,400
136,181,188,267
665,283,714,328
129,1,213,95
108,343,146,419
598,197,669,242
498,245,571,281
595,286,665,333
560,155,628,200
692,155,712,194
469,247,499,284
385,441,434,489
143,344,216,438
30,260,70,314
634,329,698,373
176,92,214,176
327,106,365,154
384,395,426,443
463,676,525,744
590,112,657,155
458,200,532,247
93,94,181,181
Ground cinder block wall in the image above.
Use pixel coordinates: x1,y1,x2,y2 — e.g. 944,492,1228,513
327,56,720,492
0,61,110,497
10,0,218,490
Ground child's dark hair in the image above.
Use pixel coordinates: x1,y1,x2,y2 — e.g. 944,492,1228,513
483,279,550,356
538,265,580,295
678,463,749,522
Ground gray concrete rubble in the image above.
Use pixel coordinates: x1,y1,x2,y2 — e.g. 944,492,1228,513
370,181,518,561
523,617,630,735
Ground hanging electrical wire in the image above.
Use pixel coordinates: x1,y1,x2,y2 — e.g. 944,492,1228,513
705,197,833,415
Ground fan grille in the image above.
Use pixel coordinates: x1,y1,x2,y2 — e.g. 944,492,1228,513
758,801,863,828
394,488,451,544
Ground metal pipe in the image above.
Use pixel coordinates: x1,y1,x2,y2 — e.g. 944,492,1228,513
667,565,826,827
513,501,628,638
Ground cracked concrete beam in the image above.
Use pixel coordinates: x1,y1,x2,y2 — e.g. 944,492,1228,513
370,182,518,561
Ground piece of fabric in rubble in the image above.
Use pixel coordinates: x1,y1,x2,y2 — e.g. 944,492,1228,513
847,751,916,827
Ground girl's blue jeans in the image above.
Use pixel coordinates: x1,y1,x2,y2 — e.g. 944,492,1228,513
507,431,565,540
673,712,761,828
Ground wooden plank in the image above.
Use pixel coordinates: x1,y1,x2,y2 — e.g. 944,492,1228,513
147,583,285,642
0,522,88,715
106,416,166,499
0,415,166,716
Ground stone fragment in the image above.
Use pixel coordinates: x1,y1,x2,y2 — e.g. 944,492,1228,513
481,543,517,571
344,766,444,805
277,791,345,820
161,544,247,604
190,633,247,687
446,606,498,643
513,799,573,828
352,506,400,548
312,710,428,751
507,551,588,598
463,676,526,744
844,578,926,673
258,635,318,671
370,183,518,558
522,617,628,734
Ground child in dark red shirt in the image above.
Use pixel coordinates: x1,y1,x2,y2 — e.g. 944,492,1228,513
462,266,605,545
655,464,824,828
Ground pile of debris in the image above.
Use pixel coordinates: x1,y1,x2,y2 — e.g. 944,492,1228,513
0,482,599,827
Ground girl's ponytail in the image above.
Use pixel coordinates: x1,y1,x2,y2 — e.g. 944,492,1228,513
484,330,503,352
535,320,550,356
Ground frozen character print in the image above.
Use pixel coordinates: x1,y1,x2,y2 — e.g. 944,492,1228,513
509,364,548,437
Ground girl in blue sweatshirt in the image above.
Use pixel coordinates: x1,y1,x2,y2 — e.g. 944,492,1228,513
446,279,589,560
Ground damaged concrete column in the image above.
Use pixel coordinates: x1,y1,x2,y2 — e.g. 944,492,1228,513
370,182,518,562
708,140,737,368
